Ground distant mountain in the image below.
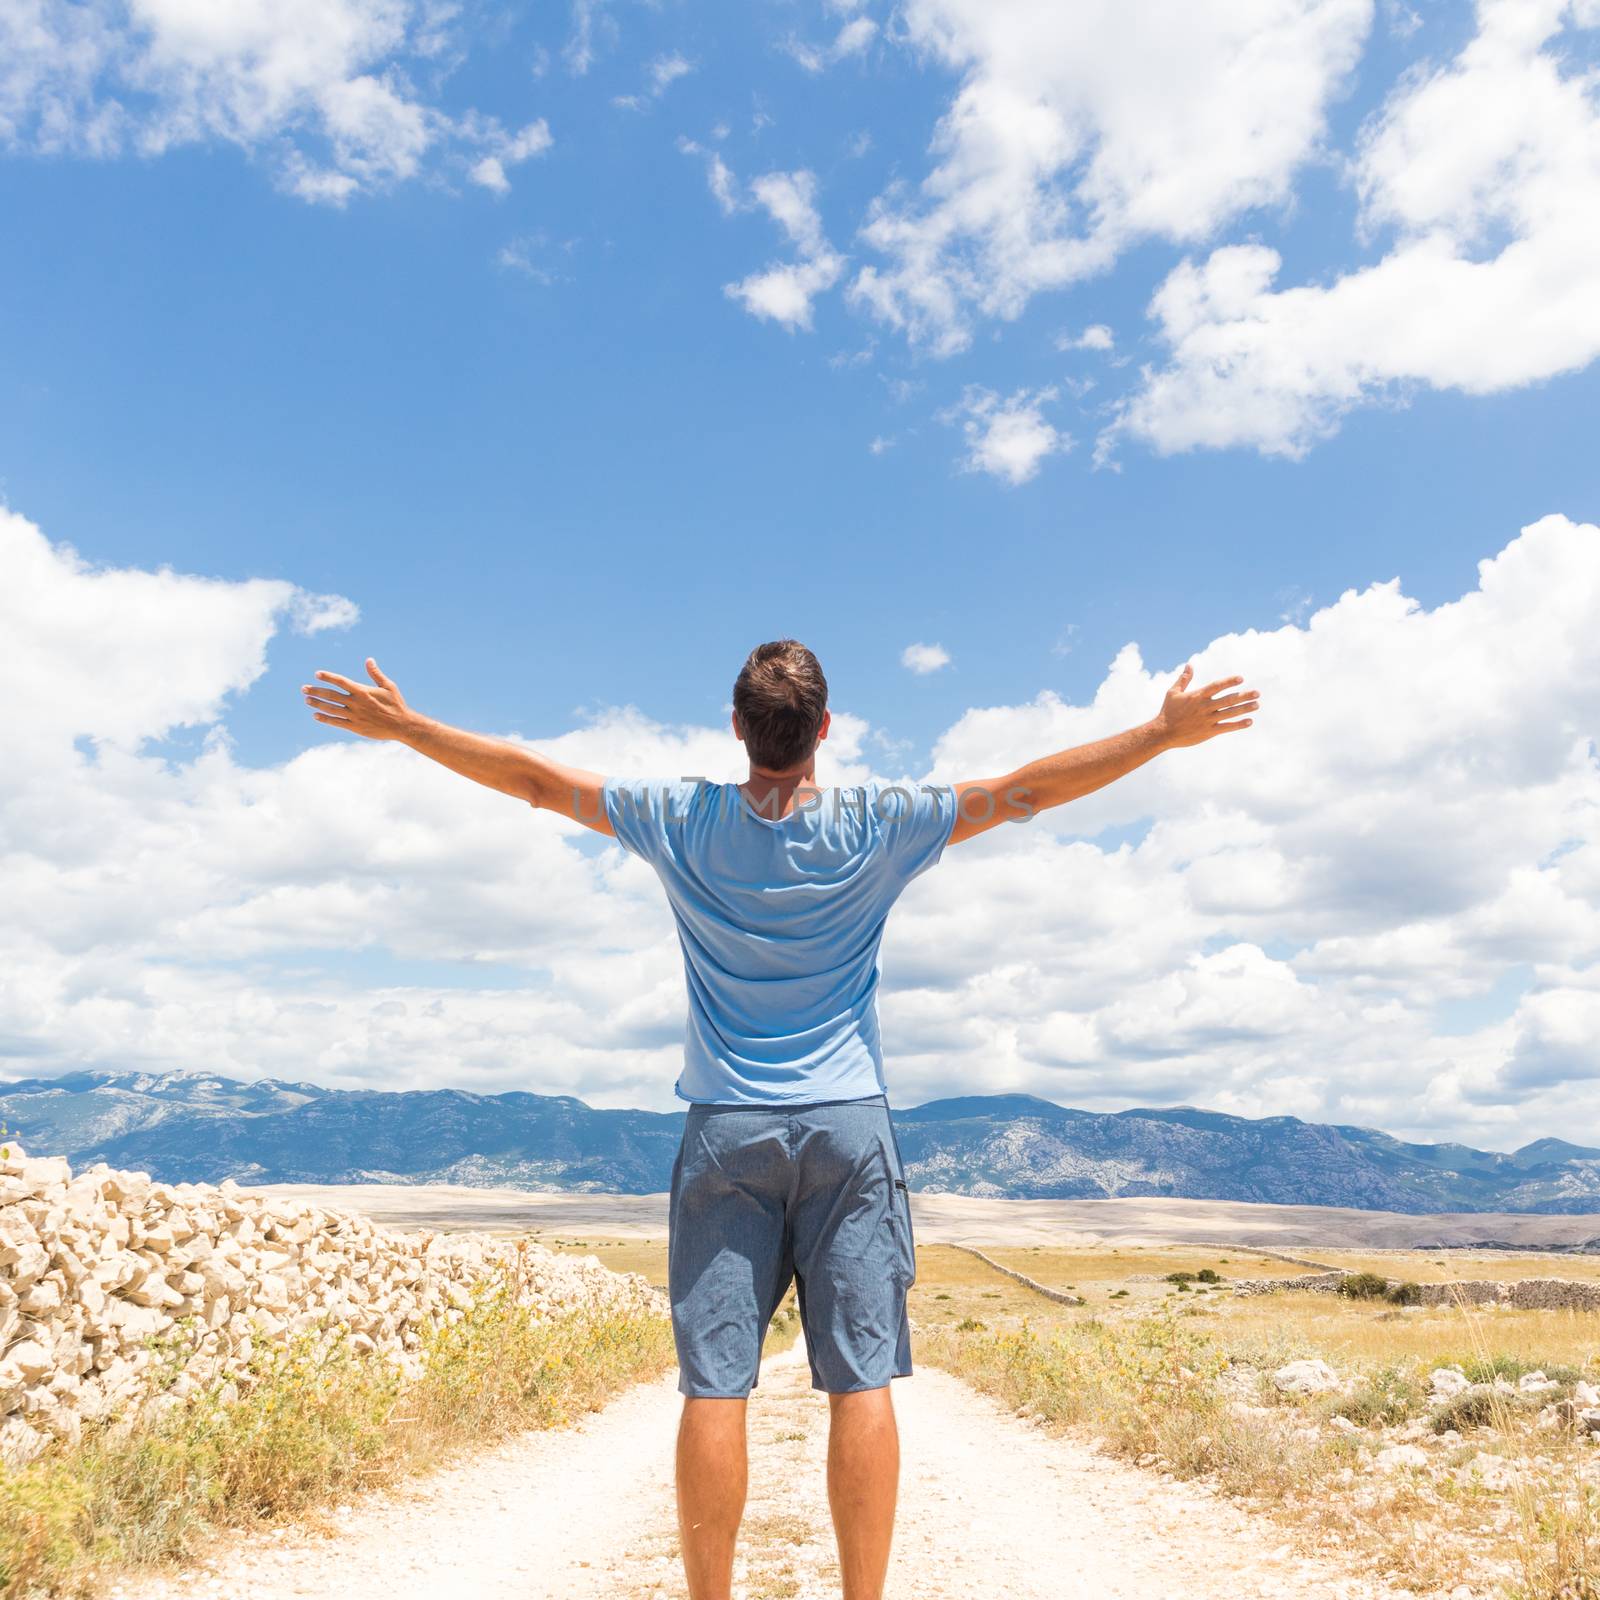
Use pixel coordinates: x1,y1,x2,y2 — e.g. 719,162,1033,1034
2,1071,1597,1215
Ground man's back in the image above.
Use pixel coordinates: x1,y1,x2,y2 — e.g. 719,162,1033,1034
602,777,956,1105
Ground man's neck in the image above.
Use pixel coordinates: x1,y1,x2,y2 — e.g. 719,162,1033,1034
740,763,818,820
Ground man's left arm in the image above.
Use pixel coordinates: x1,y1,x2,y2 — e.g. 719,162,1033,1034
302,658,614,835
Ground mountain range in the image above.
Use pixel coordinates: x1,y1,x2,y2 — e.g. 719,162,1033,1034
2,1070,1598,1216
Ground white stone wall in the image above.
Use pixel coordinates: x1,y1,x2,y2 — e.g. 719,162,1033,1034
0,1146,667,1468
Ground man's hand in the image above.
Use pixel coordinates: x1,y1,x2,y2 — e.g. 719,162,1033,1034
948,661,1261,845
300,658,614,835
303,659,415,741
1151,664,1259,749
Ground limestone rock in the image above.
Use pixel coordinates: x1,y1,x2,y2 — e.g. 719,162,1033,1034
1272,1359,1341,1396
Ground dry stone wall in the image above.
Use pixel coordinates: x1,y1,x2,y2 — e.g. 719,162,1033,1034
0,1145,666,1468
1228,1268,1600,1309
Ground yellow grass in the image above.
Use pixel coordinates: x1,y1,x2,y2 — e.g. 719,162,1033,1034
1309,1249,1600,1286
980,1243,1308,1285
543,1237,670,1287
910,1242,1600,1597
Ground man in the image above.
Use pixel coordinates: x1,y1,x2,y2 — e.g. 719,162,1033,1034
302,641,1258,1600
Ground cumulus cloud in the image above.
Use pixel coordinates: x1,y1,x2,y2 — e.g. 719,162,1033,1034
0,0,551,203
1117,0,1600,456
0,507,357,756
902,642,951,675
950,386,1068,484
848,0,1372,354
724,170,846,331
5,506,1599,1145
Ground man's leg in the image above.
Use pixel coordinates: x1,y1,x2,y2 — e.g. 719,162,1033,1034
676,1395,749,1600
826,1385,899,1600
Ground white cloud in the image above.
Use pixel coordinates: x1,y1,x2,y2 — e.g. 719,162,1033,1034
950,385,1068,484
6,507,1600,1146
470,156,510,193
494,233,571,284
563,0,616,75
0,507,356,757
677,136,739,214
650,52,694,93
465,119,551,193
724,171,846,332
287,591,361,635
902,642,952,674
1059,323,1113,352
614,51,694,111
850,0,1373,354
1117,0,1600,456
784,14,878,73
0,0,553,203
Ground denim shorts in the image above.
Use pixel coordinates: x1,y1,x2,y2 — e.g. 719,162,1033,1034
667,1092,918,1398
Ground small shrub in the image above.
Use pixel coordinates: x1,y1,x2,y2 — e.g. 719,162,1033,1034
1431,1383,1532,1434
1385,1281,1422,1306
1326,1363,1424,1427
1337,1272,1391,1301
1195,1269,1222,1284
956,1317,987,1333
1462,1353,1581,1387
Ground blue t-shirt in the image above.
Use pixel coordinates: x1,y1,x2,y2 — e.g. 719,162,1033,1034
602,778,957,1105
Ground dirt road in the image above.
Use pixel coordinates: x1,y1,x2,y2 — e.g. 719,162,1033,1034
119,1336,1414,1600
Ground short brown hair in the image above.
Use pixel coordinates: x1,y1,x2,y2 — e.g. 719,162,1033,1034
733,639,828,773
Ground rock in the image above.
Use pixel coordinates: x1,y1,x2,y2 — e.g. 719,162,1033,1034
1375,1443,1429,1472
1455,1451,1517,1490
1272,1359,1342,1396
0,1415,48,1467
0,1340,54,1384
0,1147,667,1441
1429,1366,1471,1399
1517,1371,1559,1395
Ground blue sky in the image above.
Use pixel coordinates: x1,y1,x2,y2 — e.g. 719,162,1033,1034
3,0,1599,1148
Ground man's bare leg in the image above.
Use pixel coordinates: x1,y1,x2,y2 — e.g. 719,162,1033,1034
826,1386,900,1600
676,1396,748,1600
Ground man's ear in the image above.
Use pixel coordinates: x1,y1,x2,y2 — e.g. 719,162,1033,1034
817,710,831,743
731,711,744,743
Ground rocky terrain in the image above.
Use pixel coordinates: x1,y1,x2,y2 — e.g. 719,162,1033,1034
4,1070,1599,1215
0,1141,664,1469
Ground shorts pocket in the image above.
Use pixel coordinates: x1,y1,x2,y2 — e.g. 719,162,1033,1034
886,1174,917,1289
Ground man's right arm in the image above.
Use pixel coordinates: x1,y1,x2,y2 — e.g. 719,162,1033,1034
946,664,1259,846
302,658,614,836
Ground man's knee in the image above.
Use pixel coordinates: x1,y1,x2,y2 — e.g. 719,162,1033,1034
826,1384,896,1421
680,1395,749,1433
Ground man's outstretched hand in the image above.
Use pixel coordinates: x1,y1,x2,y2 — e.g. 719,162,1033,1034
1152,664,1260,749
302,658,416,741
